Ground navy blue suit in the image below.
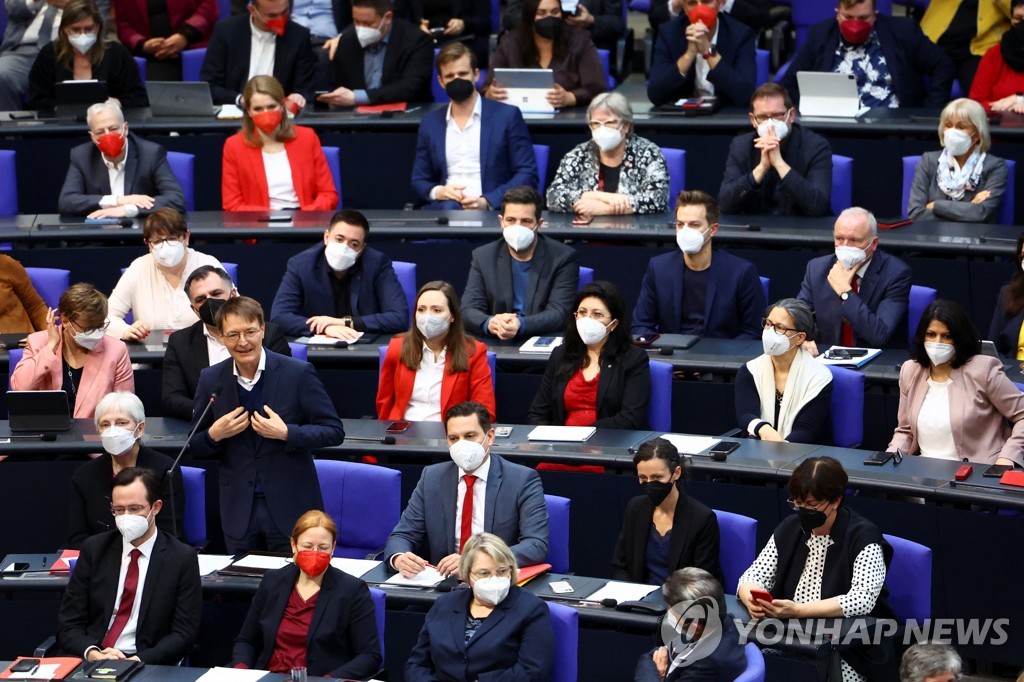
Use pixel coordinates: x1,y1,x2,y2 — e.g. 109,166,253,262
405,587,554,682
270,244,409,337
631,249,765,339
798,250,912,349
411,97,538,209
188,350,345,545
778,14,953,108
647,12,756,107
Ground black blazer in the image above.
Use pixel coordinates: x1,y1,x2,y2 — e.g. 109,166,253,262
501,0,623,49
989,285,1024,358
28,42,149,111
162,319,291,421
611,489,724,587
395,0,490,38
200,14,317,104
231,564,382,679
527,343,651,430
330,17,434,104
56,529,202,664
58,133,186,216
67,445,185,549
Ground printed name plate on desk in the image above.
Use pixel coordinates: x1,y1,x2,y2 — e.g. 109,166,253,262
527,426,596,442
519,336,563,353
817,346,882,368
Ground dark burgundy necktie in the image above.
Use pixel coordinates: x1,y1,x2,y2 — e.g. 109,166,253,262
102,549,141,649
841,275,860,347
459,475,478,552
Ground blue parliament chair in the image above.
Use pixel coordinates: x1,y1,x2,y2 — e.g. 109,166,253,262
647,360,672,433
216,0,230,22
0,149,17,216
827,365,864,448
759,276,769,304
902,155,1016,224
882,533,932,622
314,459,402,559
533,144,550,193
392,260,417,325
179,465,206,547
544,494,571,573
628,0,650,9
166,151,195,212
287,341,308,361
736,642,766,682
578,266,594,291
369,587,386,660
831,154,853,217
755,49,769,88
182,47,205,82
907,285,937,343
322,146,343,209
546,601,578,682
133,56,146,86
25,267,69,309
220,262,238,286
490,0,500,33
712,509,756,594
597,49,615,91
377,344,498,392
660,147,686,213
8,348,22,389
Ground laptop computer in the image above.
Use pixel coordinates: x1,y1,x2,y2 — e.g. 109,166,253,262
54,80,109,120
146,81,221,117
796,72,870,119
6,390,74,432
492,68,555,114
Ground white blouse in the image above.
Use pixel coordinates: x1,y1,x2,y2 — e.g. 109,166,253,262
916,378,958,460
404,344,446,422
263,149,300,210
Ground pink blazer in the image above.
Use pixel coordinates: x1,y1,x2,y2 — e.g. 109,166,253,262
10,331,135,419
888,354,1024,466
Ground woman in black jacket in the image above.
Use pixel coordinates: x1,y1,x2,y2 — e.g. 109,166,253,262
988,232,1024,359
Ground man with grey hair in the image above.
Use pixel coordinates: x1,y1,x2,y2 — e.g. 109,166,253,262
58,101,185,218
899,643,961,682
798,206,912,354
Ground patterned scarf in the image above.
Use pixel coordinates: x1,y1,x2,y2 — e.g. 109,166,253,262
936,148,986,201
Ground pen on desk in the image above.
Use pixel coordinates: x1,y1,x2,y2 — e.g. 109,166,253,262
405,106,422,114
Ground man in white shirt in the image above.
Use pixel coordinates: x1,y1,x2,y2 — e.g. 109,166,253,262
56,468,201,664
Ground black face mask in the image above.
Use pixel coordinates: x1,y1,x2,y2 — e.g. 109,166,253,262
1002,22,1024,73
198,297,227,327
534,16,563,40
642,479,675,506
796,506,828,534
445,78,476,103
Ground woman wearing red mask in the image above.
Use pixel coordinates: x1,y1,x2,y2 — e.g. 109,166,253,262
221,75,338,211
231,510,382,678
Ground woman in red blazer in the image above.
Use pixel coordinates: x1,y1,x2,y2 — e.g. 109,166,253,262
114,0,218,80
222,76,338,212
377,280,496,422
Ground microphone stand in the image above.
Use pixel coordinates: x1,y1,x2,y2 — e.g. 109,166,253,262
165,389,220,542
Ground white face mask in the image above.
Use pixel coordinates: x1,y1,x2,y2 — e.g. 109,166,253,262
101,425,140,457
762,327,794,356
591,126,623,152
576,316,611,345
924,341,956,366
943,128,974,157
73,327,105,350
152,240,185,268
835,245,867,270
325,241,359,272
115,509,152,543
502,225,536,252
68,32,97,54
756,118,789,141
355,20,384,48
473,576,511,606
416,313,450,340
450,438,487,472
676,226,709,255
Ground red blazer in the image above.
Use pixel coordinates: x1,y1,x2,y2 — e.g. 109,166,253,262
376,335,497,422
113,0,219,52
221,125,339,212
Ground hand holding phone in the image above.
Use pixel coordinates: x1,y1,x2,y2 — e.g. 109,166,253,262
748,589,773,604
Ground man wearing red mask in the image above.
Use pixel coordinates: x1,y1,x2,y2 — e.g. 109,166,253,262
200,0,316,108
58,101,186,219
779,0,954,109
647,0,757,108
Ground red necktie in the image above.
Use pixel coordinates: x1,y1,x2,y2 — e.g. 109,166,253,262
102,549,141,649
459,475,478,552
841,275,860,347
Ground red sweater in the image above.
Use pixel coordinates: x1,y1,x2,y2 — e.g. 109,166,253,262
969,44,1024,109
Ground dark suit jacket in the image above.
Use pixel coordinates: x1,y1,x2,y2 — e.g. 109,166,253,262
779,14,954,108
501,0,623,50
631,248,764,340
411,97,538,209
797,249,912,348
989,284,1024,358
384,454,549,567
67,446,185,549
405,587,554,682
231,565,382,678
461,235,579,338
58,134,186,216
649,0,773,32
330,18,434,104
647,12,756,107
611,490,724,587
718,123,833,217
56,529,202,663
200,14,317,104
162,319,291,421
396,0,490,38
634,618,748,682
527,343,651,430
187,350,345,538
28,42,149,111
270,244,409,338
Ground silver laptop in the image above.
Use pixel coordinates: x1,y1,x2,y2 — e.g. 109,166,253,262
6,390,74,432
796,72,870,119
492,68,555,114
146,81,220,117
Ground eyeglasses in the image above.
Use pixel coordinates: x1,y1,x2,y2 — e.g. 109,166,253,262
147,237,182,247
111,504,150,516
785,498,827,512
588,119,623,131
67,26,98,36
574,310,610,322
761,318,797,336
471,567,513,580
223,329,262,344
752,113,788,125
68,318,110,335
89,124,124,137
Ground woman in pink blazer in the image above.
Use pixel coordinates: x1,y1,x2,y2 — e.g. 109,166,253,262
11,283,134,419
888,299,1024,466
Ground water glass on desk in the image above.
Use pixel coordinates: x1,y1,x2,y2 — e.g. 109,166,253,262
291,667,307,682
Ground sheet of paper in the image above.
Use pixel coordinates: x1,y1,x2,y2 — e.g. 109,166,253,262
217,104,244,119
194,667,269,682
585,581,658,603
231,554,290,570
330,558,380,578
385,566,443,587
294,332,363,345
196,554,234,576
527,425,596,442
8,663,60,679
659,433,721,455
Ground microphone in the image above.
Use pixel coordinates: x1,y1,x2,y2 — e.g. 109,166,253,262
37,218,134,229
435,576,460,592
345,435,397,445
539,594,618,608
165,383,223,540
658,346,675,356
6,433,58,441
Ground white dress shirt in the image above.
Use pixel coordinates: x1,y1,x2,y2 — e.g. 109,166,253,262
234,347,267,390
106,249,223,338
453,454,491,549
404,344,447,421
98,140,140,218
96,530,158,656
917,378,958,460
203,322,231,366
694,22,720,97
247,18,276,82
430,95,483,200
20,0,60,46
262,149,300,209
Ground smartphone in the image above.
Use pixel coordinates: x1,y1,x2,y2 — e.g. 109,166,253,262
534,336,556,347
10,659,40,674
709,441,740,456
983,464,1012,478
385,420,410,434
749,589,773,604
681,98,704,109
863,451,895,466
258,213,294,222
430,26,445,35
494,426,513,438
633,334,661,347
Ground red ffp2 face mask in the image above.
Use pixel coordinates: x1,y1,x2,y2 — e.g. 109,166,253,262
839,18,872,45
687,3,718,28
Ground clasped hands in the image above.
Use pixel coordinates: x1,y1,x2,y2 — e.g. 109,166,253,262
573,190,632,220
208,405,288,442
487,313,521,340
434,183,489,210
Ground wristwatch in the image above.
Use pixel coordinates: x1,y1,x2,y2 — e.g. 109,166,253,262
1017,92,1024,105
703,46,717,60
340,316,353,328
840,290,852,302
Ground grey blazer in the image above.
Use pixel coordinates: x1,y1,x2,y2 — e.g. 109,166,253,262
1,0,109,52
907,150,1008,223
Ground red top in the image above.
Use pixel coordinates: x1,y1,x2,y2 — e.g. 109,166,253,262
266,587,319,673
969,44,1024,109
563,368,599,426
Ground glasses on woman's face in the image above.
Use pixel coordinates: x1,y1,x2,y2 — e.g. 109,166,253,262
575,309,610,322
147,237,182,247
786,498,827,512
762,318,797,336
471,566,513,580
68,318,109,335
588,119,623,131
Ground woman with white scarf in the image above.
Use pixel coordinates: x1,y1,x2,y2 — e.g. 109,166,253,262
907,97,1009,223
735,298,833,444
